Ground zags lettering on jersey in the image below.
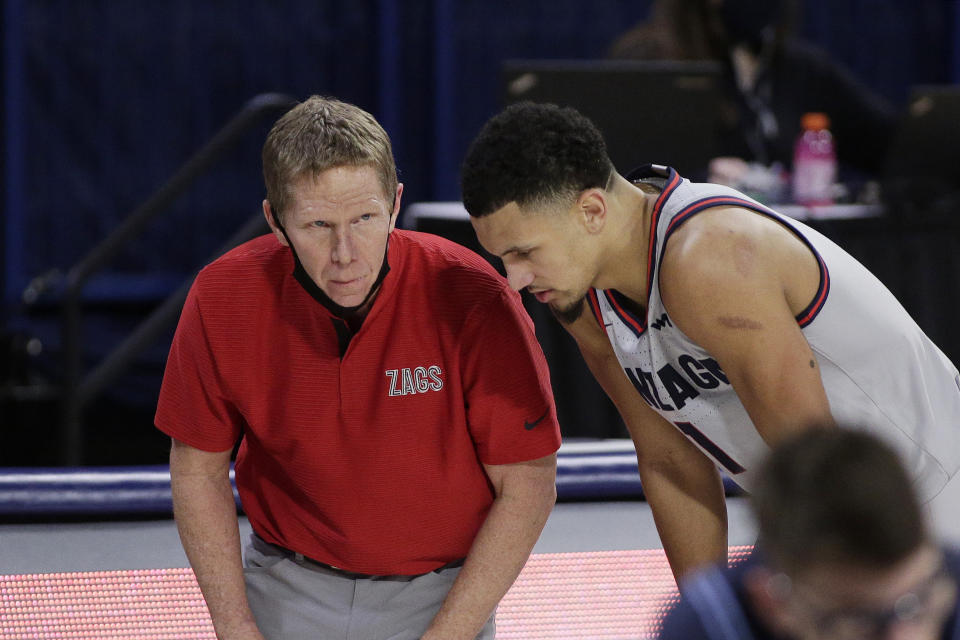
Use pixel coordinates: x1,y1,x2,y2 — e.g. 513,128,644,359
386,366,444,397
624,356,729,411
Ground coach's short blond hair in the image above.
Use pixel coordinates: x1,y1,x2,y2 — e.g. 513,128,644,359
262,96,398,220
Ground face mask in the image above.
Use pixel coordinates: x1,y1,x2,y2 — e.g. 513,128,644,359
288,238,391,318
270,203,393,319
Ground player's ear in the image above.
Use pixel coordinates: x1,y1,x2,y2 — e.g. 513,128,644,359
578,188,607,234
263,200,288,247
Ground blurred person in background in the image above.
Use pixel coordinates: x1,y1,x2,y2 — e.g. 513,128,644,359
659,428,960,640
608,0,896,196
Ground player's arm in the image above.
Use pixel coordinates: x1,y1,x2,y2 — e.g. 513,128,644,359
563,308,728,583
169,438,264,640
421,453,557,639
660,206,835,446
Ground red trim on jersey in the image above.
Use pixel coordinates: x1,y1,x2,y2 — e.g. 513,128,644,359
796,253,830,326
595,168,684,338
665,196,757,236
657,195,832,329
647,169,683,311
586,288,604,327
604,290,646,336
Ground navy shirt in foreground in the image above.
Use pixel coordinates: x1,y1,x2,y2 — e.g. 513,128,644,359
659,549,960,640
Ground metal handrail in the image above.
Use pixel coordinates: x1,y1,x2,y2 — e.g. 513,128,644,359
74,213,269,417
59,93,296,465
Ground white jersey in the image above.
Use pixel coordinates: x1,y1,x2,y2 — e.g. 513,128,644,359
588,166,960,498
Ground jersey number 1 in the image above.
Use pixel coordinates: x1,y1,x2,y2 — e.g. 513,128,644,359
674,421,746,475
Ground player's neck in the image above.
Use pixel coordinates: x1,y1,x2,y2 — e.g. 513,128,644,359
595,177,655,303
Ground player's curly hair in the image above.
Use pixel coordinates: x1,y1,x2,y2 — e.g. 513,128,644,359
460,102,615,217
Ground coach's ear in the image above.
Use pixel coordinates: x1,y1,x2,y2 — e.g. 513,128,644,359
263,200,288,247
388,183,404,233
578,188,608,234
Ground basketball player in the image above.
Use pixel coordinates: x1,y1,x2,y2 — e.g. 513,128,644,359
460,101,960,583
156,96,561,640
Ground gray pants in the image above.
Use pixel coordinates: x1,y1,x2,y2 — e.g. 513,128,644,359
243,534,496,640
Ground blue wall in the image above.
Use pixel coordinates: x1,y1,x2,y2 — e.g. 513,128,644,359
3,0,958,310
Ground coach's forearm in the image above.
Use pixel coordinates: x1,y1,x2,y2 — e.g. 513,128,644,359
422,458,557,639
169,440,264,640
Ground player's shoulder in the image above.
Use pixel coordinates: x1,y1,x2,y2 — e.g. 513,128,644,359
660,191,798,284
669,200,772,245
659,205,760,294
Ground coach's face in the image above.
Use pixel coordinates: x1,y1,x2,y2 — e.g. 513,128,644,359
472,198,601,321
266,165,401,309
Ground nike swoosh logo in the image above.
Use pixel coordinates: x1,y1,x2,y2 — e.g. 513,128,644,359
524,411,549,431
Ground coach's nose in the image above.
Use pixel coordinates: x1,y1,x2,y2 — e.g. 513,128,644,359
331,228,355,265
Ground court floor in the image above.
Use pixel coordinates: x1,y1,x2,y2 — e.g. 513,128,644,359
0,498,759,640
2,454,958,639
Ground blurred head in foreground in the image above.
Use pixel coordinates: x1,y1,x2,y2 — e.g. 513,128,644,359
746,429,957,640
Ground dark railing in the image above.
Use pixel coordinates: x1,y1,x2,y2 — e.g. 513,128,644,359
59,93,296,465
0,441,746,520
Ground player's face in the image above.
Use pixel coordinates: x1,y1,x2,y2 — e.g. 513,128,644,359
270,166,400,308
771,545,957,640
472,200,596,318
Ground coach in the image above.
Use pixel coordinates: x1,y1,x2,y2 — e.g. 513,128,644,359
156,96,561,640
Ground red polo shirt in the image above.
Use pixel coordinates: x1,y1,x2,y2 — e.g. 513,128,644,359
155,230,561,574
